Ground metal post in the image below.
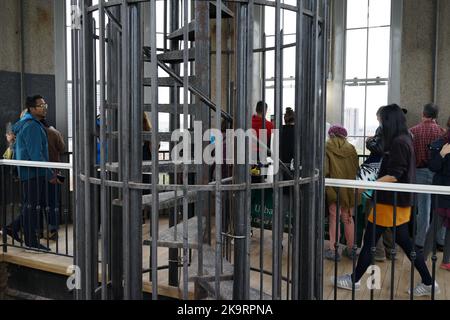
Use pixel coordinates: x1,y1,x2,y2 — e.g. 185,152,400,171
233,0,249,300
272,0,282,300
215,0,223,300
129,2,143,299
149,0,160,300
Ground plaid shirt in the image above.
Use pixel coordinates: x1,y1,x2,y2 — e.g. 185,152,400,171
410,119,445,168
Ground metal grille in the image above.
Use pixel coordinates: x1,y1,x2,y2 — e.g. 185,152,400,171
71,0,328,300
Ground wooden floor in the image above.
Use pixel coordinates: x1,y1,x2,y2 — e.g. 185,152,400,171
1,221,449,300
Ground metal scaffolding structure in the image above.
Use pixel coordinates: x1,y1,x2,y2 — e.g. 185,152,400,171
71,0,328,300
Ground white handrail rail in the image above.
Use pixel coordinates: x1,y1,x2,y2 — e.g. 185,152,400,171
0,159,72,170
326,178,450,196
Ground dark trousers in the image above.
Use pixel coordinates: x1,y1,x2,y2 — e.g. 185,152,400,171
47,183,60,232
11,177,46,248
353,222,433,285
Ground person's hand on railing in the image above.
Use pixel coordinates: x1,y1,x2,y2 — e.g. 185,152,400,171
440,143,450,159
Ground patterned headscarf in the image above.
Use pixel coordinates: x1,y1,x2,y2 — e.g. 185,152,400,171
328,124,348,138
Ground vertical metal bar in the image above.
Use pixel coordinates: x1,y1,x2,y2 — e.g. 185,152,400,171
194,0,210,288
370,190,377,301
259,17,266,301
182,0,189,300
292,0,303,300
431,193,438,300
272,0,282,300
409,193,417,301
315,0,328,300
149,0,160,300
71,0,83,298
245,0,255,300
98,0,108,300
352,187,358,300
1,166,6,253
129,2,143,300
390,192,397,300
168,0,180,287
215,0,223,299
233,0,249,300
120,0,131,299
333,187,340,300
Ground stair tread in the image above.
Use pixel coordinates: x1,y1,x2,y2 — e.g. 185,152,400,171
145,215,202,249
113,190,197,210
106,160,197,173
143,47,196,63
167,21,196,41
143,77,196,87
209,1,234,19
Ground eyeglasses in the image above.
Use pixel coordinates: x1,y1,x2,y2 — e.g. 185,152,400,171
36,103,48,110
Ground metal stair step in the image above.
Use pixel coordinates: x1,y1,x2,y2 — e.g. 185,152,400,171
106,160,198,174
143,214,202,249
209,1,234,19
113,190,197,211
197,278,272,300
167,21,196,41
143,77,196,87
143,47,196,63
143,103,196,113
106,131,172,142
189,244,234,281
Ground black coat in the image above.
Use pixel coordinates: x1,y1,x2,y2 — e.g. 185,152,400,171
377,134,416,207
429,137,450,209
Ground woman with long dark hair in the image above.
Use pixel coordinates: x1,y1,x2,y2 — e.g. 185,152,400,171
334,104,440,297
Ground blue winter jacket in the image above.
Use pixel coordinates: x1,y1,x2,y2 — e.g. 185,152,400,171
12,113,53,181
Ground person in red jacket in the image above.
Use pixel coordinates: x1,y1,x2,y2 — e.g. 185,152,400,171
251,101,274,158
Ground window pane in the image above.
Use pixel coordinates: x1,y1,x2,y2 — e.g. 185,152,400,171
265,50,275,80
282,9,296,35
344,85,365,137
346,0,368,29
283,46,296,78
159,113,170,132
367,27,390,78
66,28,72,81
264,6,275,36
347,137,365,156
366,84,388,136
369,0,391,27
345,29,367,80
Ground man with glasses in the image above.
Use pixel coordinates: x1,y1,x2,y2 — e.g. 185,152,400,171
7,95,59,251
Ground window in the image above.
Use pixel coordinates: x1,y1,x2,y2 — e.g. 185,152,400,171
263,5,297,123
343,0,392,155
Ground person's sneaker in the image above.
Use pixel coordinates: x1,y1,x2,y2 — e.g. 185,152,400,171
324,249,341,262
331,274,361,291
342,247,358,260
407,282,441,297
440,263,450,271
5,227,22,243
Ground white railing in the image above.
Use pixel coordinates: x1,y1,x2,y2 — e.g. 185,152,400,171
326,178,450,196
1,160,449,196
0,159,72,170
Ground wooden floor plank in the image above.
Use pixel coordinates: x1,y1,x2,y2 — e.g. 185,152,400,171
1,221,449,300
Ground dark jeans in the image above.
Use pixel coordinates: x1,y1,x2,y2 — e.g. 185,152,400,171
47,183,60,232
10,177,47,248
353,222,433,286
